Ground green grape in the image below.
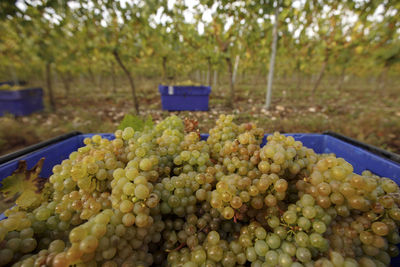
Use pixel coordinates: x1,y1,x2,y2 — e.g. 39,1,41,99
297,217,311,231
265,250,279,266
221,251,236,267
222,206,234,219
279,252,293,267
296,247,312,263
183,261,197,267
6,238,21,251
123,182,135,195
309,233,324,248
19,228,34,239
113,168,125,179
69,226,87,243
139,158,153,171
371,222,389,236
122,127,134,140
267,216,280,228
300,194,315,207
281,241,296,257
376,251,391,266
290,263,304,267
312,221,327,234
274,226,288,240
255,227,267,239
0,248,13,266
283,210,297,225
35,208,51,221
80,235,99,254
381,179,398,193
135,184,150,199
207,245,223,262
295,232,309,247
329,251,344,266
302,206,316,219
135,213,149,227
181,151,191,161
49,239,66,253
207,231,220,245
258,161,270,174
91,224,107,237
266,233,281,249
343,258,358,267
246,247,257,262
239,234,253,248
274,179,288,192
254,240,269,256
20,238,37,253
119,200,134,213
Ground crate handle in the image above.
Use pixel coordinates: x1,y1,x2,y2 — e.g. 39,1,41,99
168,86,174,95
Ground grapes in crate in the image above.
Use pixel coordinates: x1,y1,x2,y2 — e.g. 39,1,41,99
0,115,399,267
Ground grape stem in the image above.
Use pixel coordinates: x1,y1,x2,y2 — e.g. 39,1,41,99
373,213,384,221
278,207,285,215
166,242,186,252
198,225,208,233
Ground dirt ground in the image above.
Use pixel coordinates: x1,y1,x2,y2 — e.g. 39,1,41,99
1,75,399,157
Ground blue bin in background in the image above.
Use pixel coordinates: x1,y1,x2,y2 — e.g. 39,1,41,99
0,87,44,116
0,132,399,264
158,85,211,111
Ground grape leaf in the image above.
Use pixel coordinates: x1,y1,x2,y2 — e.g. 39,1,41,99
118,114,153,131
0,192,20,214
0,158,50,210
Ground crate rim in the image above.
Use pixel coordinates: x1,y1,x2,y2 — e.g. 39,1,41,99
1,131,399,167
0,131,82,165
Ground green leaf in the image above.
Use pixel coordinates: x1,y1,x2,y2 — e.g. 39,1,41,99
144,115,154,130
118,114,153,131
0,158,50,211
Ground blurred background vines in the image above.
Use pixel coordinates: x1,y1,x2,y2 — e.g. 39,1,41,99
0,0,399,155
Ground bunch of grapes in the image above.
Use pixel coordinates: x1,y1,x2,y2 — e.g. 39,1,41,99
0,114,399,267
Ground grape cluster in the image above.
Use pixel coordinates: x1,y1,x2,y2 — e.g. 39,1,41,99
0,115,399,267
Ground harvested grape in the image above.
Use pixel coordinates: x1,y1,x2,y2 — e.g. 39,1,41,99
0,115,399,267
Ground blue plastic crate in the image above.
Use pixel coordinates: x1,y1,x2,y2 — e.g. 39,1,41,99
1,133,399,188
0,87,44,116
158,85,211,111
0,133,399,264
0,134,115,181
